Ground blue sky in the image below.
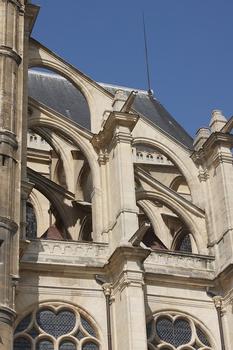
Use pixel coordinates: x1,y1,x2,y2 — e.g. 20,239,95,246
32,0,233,137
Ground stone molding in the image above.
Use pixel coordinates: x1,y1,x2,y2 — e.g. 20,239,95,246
0,46,21,65
0,217,18,234
145,250,215,280
0,305,16,326
21,239,109,267
192,132,233,166
92,112,138,150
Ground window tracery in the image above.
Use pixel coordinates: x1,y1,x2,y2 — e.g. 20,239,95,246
14,304,100,350
147,312,213,349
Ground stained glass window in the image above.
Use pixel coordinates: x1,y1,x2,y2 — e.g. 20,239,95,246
59,341,76,350
147,312,213,349
14,337,31,350
26,203,37,239
36,309,75,338
178,234,192,252
36,339,54,350
82,342,99,350
14,303,99,350
156,318,191,347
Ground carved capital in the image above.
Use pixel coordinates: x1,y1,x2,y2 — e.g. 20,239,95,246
213,295,223,309
102,283,112,297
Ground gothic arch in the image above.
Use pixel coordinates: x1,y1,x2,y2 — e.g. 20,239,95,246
28,38,113,132
137,199,172,249
32,127,73,191
28,99,104,239
14,301,102,350
136,190,207,254
133,138,199,201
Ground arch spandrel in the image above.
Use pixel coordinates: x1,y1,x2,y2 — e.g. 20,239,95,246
28,38,114,133
132,120,201,205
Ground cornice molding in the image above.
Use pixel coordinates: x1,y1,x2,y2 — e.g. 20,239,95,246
92,112,138,149
0,46,21,65
191,132,233,165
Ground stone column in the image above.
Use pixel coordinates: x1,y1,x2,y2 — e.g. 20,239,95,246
107,246,150,350
0,0,27,348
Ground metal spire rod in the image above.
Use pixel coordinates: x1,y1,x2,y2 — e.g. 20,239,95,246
142,12,153,96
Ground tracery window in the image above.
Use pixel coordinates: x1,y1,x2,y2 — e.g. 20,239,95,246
26,202,37,239
176,234,192,253
14,303,100,350
147,312,213,349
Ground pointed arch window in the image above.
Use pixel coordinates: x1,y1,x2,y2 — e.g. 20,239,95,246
147,311,213,349
176,234,192,253
26,202,37,239
14,303,100,350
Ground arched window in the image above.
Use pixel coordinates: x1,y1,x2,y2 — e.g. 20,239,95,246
176,234,192,253
26,203,37,239
147,311,213,349
14,303,100,350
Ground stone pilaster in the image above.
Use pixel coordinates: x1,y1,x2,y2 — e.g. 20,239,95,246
192,126,233,273
106,246,150,350
0,0,28,348
92,111,139,248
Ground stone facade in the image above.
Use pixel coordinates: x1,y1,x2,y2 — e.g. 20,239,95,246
0,1,233,350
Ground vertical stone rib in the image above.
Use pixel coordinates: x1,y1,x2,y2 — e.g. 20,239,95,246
0,0,25,349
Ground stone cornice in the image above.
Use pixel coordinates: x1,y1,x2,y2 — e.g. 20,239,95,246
191,132,233,165
106,245,150,276
92,112,138,149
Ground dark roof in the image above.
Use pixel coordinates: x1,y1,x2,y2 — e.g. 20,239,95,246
28,70,91,129
28,70,193,149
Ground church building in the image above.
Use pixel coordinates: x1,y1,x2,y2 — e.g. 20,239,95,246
0,1,233,349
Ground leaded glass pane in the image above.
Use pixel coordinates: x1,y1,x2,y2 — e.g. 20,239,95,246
75,329,85,340
59,340,76,350
36,309,75,338
156,317,192,347
36,339,54,350
178,235,192,252
82,342,99,350
81,317,96,337
27,327,39,338
14,337,31,350
26,203,37,239
196,326,210,346
15,314,32,334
